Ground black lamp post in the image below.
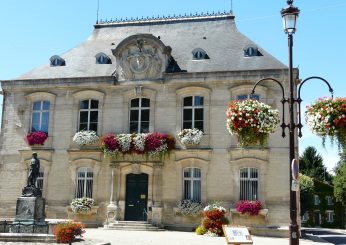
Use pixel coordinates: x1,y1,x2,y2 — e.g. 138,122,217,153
251,1,334,245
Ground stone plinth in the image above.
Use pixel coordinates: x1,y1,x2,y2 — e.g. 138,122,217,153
15,197,46,223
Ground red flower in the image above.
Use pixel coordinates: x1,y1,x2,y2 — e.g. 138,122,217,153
236,200,263,216
26,131,48,145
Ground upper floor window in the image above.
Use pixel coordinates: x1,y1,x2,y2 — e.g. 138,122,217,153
129,98,150,133
31,101,50,133
243,47,263,57
95,52,112,64
192,48,210,60
237,94,260,101
183,96,204,131
314,195,320,205
183,167,201,202
240,167,258,201
50,55,66,67
301,212,309,223
76,167,93,198
326,196,333,206
79,99,99,131
35,169,44,191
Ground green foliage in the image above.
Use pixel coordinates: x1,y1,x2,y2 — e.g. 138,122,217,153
299,174,314,216
195,225,207,235
333,161,346,204
299,146,331,182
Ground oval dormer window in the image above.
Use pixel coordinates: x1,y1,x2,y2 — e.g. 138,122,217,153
50,55,66,67
95,52,112,64
244,46,263,57
192,48,210,60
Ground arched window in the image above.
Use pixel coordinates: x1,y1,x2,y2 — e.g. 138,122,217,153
239,168,259,201
79,99,99,131
50,55,66,66
76,167,93,198
192,48,210,60
95,52,112,64
237,94,260,101
183,96,204,131
183,167,201,202
129,98,150,133
31,101,50,133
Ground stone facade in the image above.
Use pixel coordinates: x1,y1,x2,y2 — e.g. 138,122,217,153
0,12,298,229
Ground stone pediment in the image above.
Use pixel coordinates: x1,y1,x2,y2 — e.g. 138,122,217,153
112,34,169,81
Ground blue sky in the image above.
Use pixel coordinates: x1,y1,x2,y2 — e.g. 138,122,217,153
0,0,345,171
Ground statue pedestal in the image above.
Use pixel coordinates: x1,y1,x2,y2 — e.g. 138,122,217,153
15,196,46,223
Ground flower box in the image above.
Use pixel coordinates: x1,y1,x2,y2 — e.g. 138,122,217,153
177,128,203,148
229,208,268,226
73,130,99,147
26,131,48,146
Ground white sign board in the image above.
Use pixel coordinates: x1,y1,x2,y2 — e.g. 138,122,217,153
223,225,253,244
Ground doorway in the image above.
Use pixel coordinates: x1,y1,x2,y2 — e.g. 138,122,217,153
125,173,148,221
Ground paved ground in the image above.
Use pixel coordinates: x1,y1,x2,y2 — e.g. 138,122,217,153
0,228,335,244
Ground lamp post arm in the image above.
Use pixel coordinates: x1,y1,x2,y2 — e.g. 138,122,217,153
296,76,334,137
251,77,288,137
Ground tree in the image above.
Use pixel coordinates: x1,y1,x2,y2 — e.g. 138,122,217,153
299,174,314,216
333,161,346,204
299,146,331,182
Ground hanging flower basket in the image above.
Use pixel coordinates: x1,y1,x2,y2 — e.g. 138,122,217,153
226,99,280,147
72,130,99,146
99,132,175,159
177,128,203,146
305,97,346,148
26,131,48,146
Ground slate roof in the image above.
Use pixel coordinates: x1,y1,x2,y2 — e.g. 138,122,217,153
17,12,286,80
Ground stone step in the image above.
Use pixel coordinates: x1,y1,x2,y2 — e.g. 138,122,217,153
103,221,165,231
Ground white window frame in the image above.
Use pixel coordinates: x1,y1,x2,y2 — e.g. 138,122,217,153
78,99,99,131
182,96,204,131
31,100,50,133
183,167,201,202
75,167,93,198
301,211,309,223
314,195,320,205
239,167,259,201
325,210,334,223
129,97,150,133
326,196,333,206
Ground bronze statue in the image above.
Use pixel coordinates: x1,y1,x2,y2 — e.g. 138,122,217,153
27,152,40,187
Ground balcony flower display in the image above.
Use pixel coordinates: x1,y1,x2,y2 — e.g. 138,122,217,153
305,97,346,148
236,200,263,216
197,202,228,236
72,130,99,146
177,128,203,146
26,131,48,146
226,99,280,147
100,132,175,159
70,197,94,214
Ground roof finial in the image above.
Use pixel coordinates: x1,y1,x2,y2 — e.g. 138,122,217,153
96,0,100,24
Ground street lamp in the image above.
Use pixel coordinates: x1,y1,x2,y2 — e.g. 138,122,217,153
251,1,334,245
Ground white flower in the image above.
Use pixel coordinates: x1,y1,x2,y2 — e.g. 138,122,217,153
177,128,203,145
117,134,132,152
70,197,94,214
73,130,99,146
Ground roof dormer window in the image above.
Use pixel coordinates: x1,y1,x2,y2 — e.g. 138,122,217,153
95,52,112,64
50,55,65,67
244,46,263,57
192,48,210,60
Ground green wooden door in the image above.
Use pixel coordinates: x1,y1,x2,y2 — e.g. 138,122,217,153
125,173,148,221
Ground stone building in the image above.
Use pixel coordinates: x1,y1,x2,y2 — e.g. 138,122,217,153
0,12,298,229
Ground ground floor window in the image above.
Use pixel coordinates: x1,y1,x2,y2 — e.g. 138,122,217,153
239,167,258,201
35,169,44,191
183,167,201,202
76,167,93,198
325,210,334,223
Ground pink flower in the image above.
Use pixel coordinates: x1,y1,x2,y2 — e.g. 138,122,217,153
26,131,48,145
